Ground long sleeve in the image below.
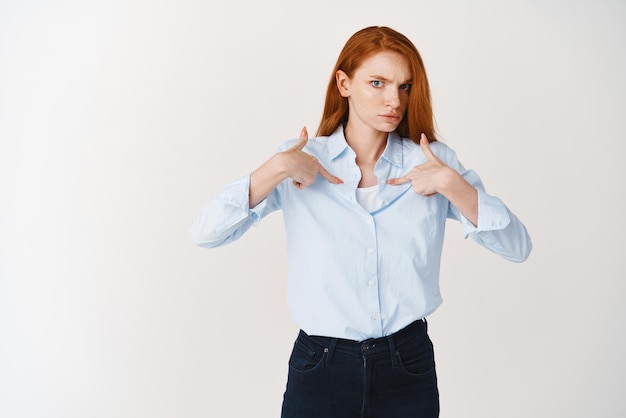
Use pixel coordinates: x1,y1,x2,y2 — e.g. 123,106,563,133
190,174,281,248
441,146,532,263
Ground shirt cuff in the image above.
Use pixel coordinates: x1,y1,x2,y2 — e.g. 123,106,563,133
460,189,511,237
215,174,267,225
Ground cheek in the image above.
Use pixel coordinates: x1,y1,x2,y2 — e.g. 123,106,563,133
359,88,373,100
362,89,383,108
350,95,372,115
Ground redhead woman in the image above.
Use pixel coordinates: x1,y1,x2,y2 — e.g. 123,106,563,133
191,26,532,418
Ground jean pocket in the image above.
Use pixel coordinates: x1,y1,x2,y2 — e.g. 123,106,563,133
288,338,326,373
395,337,436,378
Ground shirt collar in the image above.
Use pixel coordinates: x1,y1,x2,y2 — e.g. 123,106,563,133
326,125,405,167
380,130,404,168
326,126,350,160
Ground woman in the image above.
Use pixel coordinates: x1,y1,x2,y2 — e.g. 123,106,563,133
191,26,532,418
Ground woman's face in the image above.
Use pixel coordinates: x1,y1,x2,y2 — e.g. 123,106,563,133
337,50,412,136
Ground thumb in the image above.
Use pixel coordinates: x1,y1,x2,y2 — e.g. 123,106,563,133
420,133,436,160
293,126,308,151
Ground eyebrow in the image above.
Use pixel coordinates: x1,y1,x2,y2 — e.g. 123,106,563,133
369,75,413,84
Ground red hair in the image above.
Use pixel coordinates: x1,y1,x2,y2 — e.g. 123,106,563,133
317,26,437,143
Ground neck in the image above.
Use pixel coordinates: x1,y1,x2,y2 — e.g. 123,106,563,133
344,122,388,164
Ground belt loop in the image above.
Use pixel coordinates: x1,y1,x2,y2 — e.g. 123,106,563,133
387,335,398,368
325,338,337,365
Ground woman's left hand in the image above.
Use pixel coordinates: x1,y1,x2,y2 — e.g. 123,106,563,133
387,133,451,196
388,133,479,225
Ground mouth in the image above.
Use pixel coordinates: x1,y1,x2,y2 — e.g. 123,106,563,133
380,113,401,122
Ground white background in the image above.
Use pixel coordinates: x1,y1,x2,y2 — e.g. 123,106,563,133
1,0,625,417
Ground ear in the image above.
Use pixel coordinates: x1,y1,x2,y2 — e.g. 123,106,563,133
335,70,351,98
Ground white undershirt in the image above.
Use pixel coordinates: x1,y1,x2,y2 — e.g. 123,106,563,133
355,184,382,213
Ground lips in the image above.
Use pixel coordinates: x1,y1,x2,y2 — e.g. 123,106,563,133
380,113,400,121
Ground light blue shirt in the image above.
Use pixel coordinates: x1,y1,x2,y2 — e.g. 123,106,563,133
191,126,532,341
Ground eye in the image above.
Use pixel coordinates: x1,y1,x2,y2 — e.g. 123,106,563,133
371,80,383,88
400,83,412,92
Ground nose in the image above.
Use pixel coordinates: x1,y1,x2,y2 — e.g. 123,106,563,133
385,88,400,109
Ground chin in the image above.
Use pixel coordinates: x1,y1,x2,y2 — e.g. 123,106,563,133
377,124,399,133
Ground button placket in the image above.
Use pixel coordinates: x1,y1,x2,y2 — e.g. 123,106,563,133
363,211,382,335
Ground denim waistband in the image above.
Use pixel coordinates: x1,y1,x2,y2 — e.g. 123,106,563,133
298,318,428,364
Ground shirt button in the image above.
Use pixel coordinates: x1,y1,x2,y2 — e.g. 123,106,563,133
368,279,376,287
366,218,372,224
367,248,374,255
371,313,379,321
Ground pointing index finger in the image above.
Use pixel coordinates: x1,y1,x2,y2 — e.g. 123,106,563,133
387,175,410,185
318,164,344,184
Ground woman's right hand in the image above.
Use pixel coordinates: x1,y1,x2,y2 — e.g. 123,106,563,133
280,127,343,189
249,127,343,208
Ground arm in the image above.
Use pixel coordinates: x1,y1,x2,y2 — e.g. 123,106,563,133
388,134,532,262
190,174,272,248
388,134,479,225
249,127,342,208
436,167,478,226
191,127,342,248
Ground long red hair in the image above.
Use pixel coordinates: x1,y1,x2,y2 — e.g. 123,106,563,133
317,26,437,143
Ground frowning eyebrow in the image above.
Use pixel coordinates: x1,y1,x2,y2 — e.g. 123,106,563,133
369,75,413,84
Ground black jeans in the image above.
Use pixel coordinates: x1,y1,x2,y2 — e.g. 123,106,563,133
281,319,439,418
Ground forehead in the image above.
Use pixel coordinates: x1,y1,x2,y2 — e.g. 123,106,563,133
354,50,412,80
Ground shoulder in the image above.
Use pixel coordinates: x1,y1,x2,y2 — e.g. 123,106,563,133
276,136,331,151
276,137,298,152
278,135,338,161
401,137,459,164
430,140,456,160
